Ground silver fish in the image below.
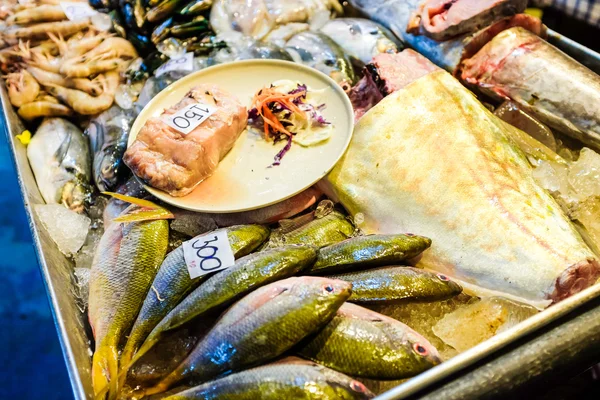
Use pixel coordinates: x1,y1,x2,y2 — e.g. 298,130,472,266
86,105,135,192
461,27,600,152
347,0,467,71
320,18,403,64
27,118,92,213
236,41,293,61
286,31,356,91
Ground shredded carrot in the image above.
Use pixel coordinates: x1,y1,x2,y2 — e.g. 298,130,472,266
251,86,308,141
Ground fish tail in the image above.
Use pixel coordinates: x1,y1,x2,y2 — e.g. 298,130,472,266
92,344,119,400
117,332,160,384
142,371,180,397
116,344,134,397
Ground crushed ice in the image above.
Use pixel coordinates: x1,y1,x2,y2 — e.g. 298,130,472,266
35,204,90,256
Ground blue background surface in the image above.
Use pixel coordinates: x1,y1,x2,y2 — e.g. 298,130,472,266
0,125,71,399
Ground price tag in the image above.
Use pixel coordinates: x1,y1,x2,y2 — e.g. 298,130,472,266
183,230,235,279
60,2,98,20
155,52,194,77
163,102,216,135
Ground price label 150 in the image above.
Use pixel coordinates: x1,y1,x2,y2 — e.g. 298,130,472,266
60,2,97,20
155,52,194,77
163,102,216,135
182,230,235,279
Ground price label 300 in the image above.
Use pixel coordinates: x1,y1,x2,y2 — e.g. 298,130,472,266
183,230,235,279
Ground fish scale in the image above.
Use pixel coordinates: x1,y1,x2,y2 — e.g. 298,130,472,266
142,277,352,396
88,211,169,400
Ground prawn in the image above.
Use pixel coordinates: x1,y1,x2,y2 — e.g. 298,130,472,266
62,32,110,59
34,92,60,103
71,76,103,96
7,5,66,25
0,44,21,71
5,69,39,107
46,70,119,115
15,40,59,60
8,19,90,41
18,100,72,120
60,57,127,78
27,65,103,95
76,37,137,63
30,51,62,73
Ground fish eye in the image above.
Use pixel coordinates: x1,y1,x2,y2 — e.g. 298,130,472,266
437,274,450,282
413,343,428,356
350,380,367,392
324,59,335,67
324,285,334,293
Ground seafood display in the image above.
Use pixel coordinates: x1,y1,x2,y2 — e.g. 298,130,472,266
4,0,600,399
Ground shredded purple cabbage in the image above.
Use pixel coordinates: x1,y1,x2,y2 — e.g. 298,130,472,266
272,135,293,166
250,83,331,166
289,83,307,96
248,108,260,120
312,112,330,126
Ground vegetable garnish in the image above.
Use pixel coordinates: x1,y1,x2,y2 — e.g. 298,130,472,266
248,81,332,166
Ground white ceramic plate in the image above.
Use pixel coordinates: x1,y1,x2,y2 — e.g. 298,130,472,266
128,59,354,213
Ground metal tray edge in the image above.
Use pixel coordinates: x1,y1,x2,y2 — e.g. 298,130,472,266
1,86,89,400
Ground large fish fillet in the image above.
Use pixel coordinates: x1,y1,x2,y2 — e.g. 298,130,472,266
324,70,599,307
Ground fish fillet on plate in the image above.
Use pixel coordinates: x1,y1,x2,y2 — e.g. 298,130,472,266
124,84,247,197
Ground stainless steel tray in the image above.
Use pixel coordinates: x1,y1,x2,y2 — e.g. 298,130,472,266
3,35,600,400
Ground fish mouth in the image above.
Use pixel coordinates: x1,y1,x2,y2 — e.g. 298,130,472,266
61,180,92,213
550,258,600,303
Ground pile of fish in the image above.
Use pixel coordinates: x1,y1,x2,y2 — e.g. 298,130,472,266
5,0,600,399
87,199,462,399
